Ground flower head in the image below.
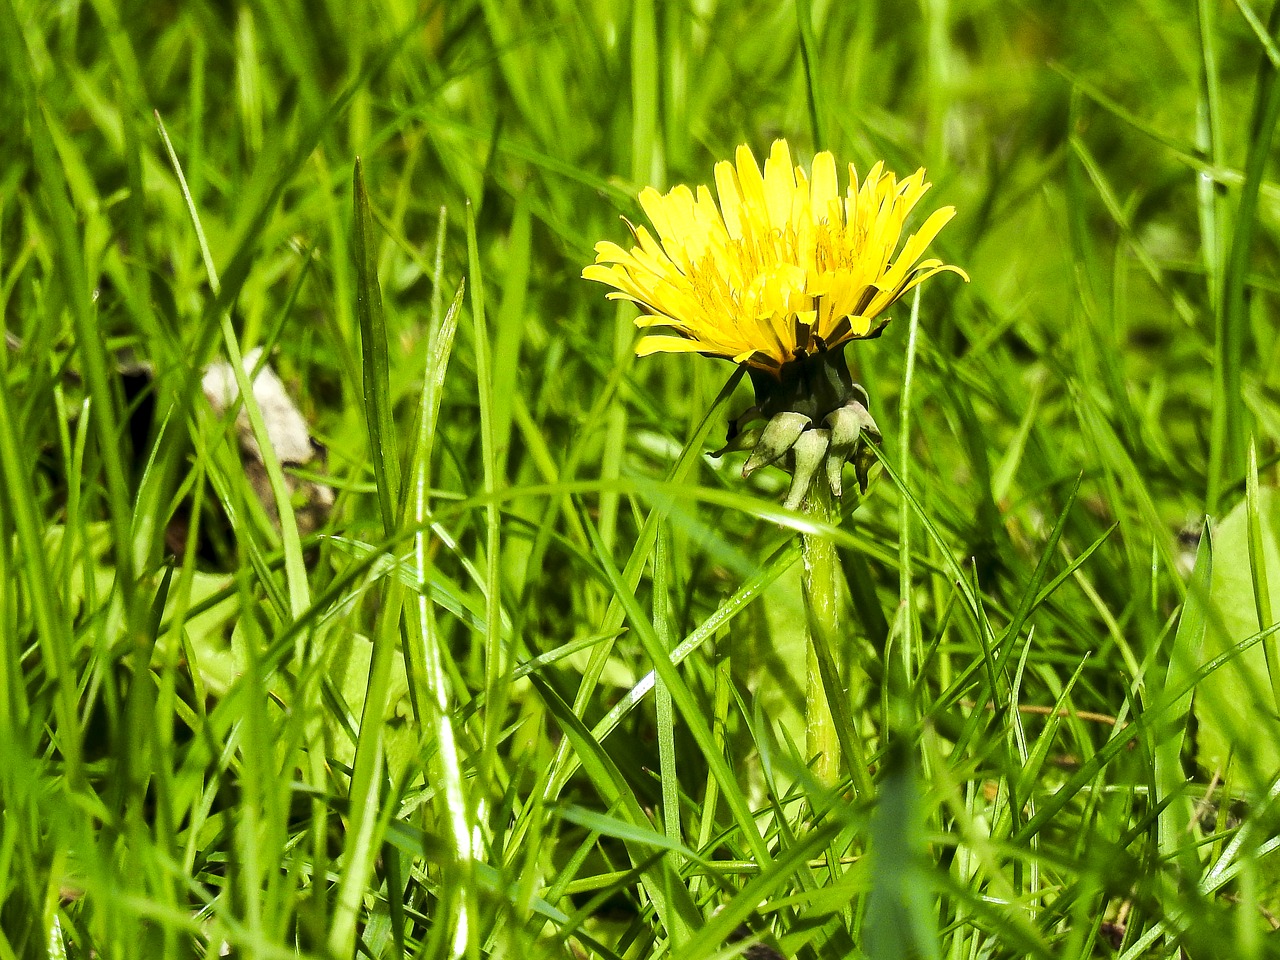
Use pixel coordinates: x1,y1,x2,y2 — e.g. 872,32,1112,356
583,139,968,375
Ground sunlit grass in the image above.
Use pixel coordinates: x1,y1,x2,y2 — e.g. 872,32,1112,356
3,2,1280,958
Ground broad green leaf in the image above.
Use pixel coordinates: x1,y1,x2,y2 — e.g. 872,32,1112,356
1200,491,1280,783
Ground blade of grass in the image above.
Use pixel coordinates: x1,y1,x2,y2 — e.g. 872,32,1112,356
1246,440,1280,710
491,197,531,477
576,500,775,871
652,527,683,897
404,276,475,958
354,158,402,530
631,0,659,186
527,368,744,822
1196,0,1228,393
526,671,701,943
866,744,940,960
1155,523,1210,875
159,110,311,621
677,819,841,959
795,0,827,149
328,582,402,958
1017,613,1280,847
464,200,510,799
329,158,411,958
1,0,140,625
897,286,923,721
0,362,82,780
1214,2,1280,507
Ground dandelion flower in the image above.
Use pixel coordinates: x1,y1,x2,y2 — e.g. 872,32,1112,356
584,139,967,508
583,139,968,375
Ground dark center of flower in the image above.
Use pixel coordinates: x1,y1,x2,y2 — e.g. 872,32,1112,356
748,347,867,424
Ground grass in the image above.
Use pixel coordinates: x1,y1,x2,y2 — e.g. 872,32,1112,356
3,0,1280,957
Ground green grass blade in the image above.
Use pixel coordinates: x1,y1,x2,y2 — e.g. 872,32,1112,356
1156,523,1209,868
405,275,475,957
1,0,139,618
1216,3,1280,502
464,200,509,795
353,158,402,531
866,745,940,960
1246,439,1280,710
0,363,82,779
795,0,826,148
652,527,684,897
526,671,701,942
577,501,774,871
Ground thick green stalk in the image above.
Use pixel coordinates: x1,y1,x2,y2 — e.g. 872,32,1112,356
803,481,843,786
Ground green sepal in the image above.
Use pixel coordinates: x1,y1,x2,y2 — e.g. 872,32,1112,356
744,411,810,477
783,427,830,511
711,426,762,458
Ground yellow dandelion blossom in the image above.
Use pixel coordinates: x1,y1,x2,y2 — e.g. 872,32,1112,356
583,139,968,375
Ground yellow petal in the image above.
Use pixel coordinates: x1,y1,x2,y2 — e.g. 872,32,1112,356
715,159,744,238
636,334,709,356
763,140,796,230
810,151,838,221
734,144,769,231
876,206,957,291
637,187,671,238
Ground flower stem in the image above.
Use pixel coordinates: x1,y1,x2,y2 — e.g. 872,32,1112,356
802,481,843,787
